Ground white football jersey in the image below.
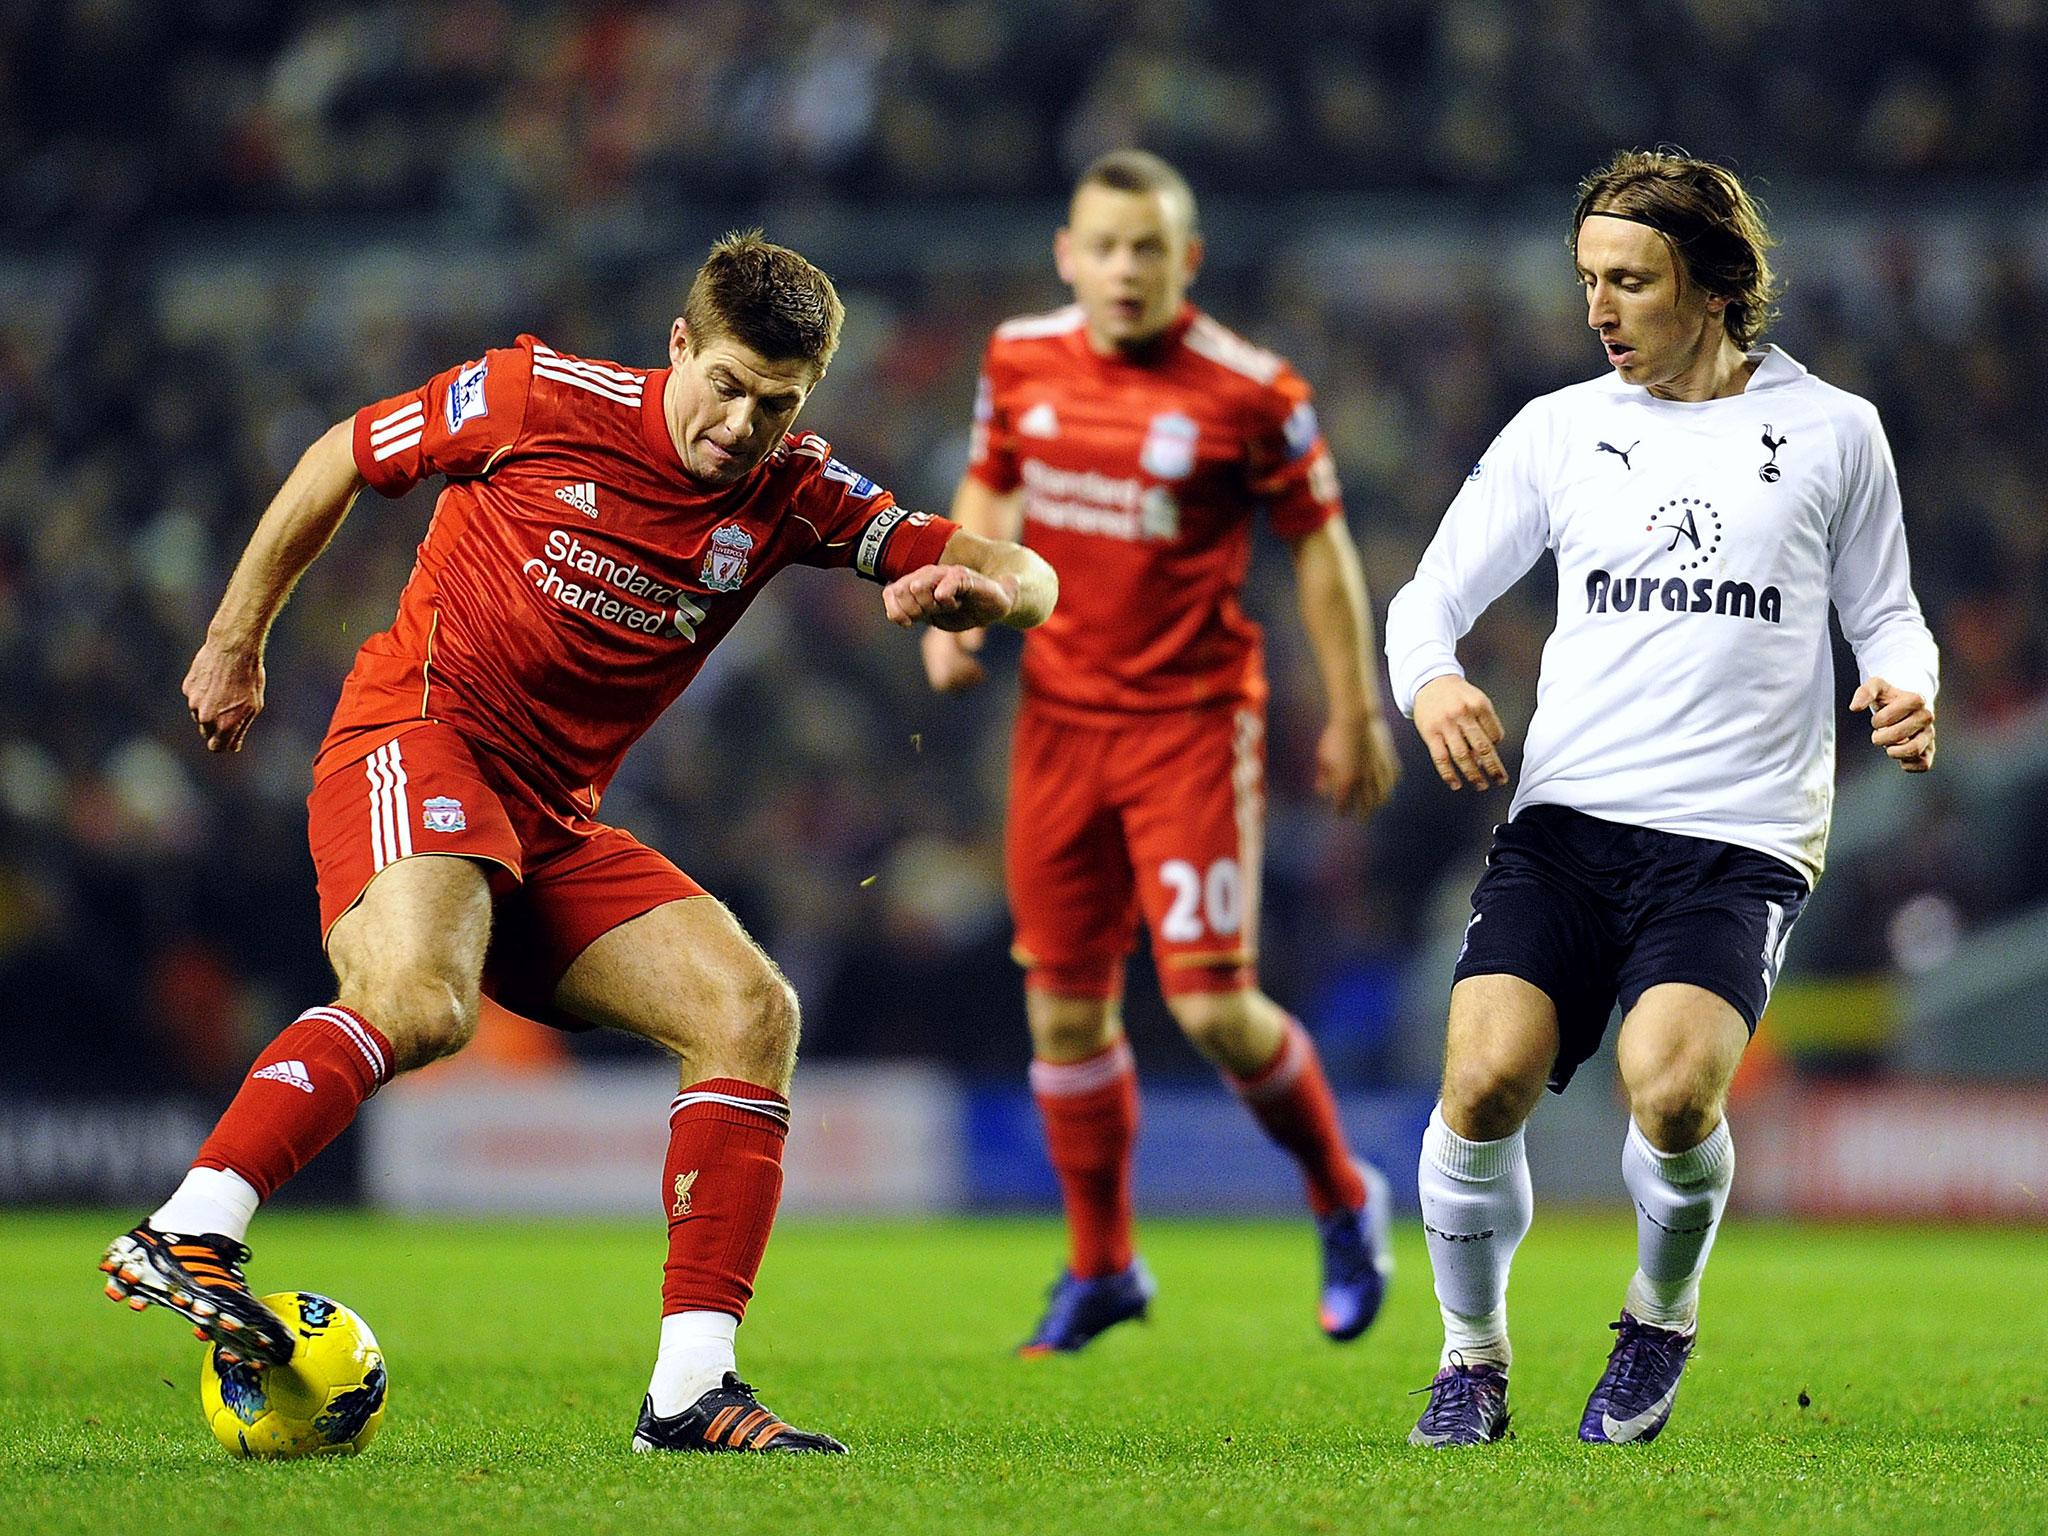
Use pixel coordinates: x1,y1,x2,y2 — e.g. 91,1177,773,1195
1385,346,1938,885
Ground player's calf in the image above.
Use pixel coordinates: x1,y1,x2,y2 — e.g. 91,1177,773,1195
99,1223,295,1366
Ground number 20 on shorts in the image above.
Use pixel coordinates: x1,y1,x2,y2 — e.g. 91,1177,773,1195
1158,858,1244,942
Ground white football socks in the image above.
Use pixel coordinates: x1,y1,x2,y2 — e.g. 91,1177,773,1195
151,1166,261,1244
1418,1102,1532,1370
647,1310,739,1416
1621,1116,1733,1334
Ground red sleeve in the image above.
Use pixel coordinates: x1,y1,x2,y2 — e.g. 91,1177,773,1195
963,342,1020,493
790,437,959,580
351,342,536,498
1248,364,1342,539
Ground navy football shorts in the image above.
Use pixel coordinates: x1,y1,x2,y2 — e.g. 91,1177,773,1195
1449,804,1809,1092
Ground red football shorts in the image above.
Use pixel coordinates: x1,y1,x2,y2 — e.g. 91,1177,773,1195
1007,701,1265,999
306,721,704,1024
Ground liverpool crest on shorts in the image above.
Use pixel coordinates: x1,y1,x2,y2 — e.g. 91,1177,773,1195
421,796,466,833
1139,412,1199,480
701,523,754,593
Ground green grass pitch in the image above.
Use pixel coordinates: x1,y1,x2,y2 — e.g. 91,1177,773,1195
10,1210,2043,1534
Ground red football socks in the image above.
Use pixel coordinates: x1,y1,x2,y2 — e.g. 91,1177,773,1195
192,1006,393,1200
1031,1038,1140,1279
1230,1017,1366,1218
659,1079,791,1319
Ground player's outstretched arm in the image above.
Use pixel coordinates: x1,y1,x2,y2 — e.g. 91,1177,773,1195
1412,673,1510,792
1850,677,1937,773
1286,517,1400,818
887,527,1056,635
183,419,367,753
919,479,1026,690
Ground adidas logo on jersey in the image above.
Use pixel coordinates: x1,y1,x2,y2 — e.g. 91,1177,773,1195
555,481,600,517
252,1060,315,1094
1018,402,1059,439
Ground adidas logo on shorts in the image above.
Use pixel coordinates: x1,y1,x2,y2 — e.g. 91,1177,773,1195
252,1059,315,1094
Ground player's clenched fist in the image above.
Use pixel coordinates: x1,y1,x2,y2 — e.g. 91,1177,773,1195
884,563,1017,631
1316,713,1402,818
1850,676,1937,773
1413,673,1509,791
921,625,988,691
182,637,266,754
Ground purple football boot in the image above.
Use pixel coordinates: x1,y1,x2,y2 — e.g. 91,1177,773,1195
1408,1355,1511,1447
1018,1260,1155,1355
1316,1162,1394,1341
1579,1311,1695,1443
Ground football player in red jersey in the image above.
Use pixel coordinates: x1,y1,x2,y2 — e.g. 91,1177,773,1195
922,152,1403,1353
101,232,1056,1454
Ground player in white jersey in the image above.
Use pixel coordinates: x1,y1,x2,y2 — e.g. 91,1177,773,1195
1384,150,1939,1447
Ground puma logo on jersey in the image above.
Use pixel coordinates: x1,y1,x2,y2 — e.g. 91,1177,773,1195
1018,402,1060,438
1596,439,1639,470
555,482,600,517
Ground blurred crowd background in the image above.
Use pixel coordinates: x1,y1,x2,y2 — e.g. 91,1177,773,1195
8,0,2048,231
4,1,2045,1116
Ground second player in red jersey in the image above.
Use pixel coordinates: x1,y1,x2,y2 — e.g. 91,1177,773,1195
966,287,1336,719
106,233,1056,1454
924,151,1403,1354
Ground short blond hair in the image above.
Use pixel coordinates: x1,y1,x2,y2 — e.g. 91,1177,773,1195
1073,149,1200,237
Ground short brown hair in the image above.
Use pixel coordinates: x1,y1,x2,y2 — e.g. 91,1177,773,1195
682,229,844,373
1574,149,1781,349
1074,149,1200,236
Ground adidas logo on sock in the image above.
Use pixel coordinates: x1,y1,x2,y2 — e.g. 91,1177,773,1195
252,1060,316,1094
554,481,600,517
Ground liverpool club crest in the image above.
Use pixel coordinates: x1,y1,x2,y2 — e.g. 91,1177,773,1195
700,523,754,593
1139,411,1199,481
420,796,466,833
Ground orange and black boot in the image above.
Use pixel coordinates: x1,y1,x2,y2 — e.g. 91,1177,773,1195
100,1223,295,1366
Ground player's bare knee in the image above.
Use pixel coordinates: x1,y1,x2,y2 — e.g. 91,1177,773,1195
342,973,478,1070
396,979,478,1066
691,965,799,1086
1628,1077,1721,1152
1035,1017,1113,1059
1025,995,1119,1061
748,971,802,1080
1441,1053,1543,1141
1166,990,1262,1067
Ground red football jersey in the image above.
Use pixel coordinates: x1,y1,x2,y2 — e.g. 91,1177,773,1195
316,334,956,808
967,303,1341,718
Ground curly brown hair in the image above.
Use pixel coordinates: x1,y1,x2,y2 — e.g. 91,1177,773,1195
1573,149,1782,350
682,229,844,373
